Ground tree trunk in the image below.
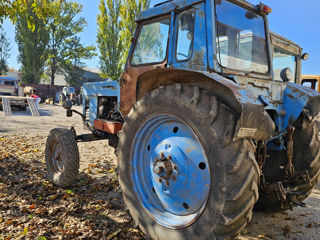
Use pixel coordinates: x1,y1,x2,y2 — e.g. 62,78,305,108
51,67,56,86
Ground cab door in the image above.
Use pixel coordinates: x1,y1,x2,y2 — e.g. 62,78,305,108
120,16,171,115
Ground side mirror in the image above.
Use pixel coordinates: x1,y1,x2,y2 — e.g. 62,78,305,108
62,100,73,110
301,53,309,61
280,67,293,82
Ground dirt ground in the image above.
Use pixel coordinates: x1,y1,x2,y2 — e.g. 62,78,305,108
0,104,319,240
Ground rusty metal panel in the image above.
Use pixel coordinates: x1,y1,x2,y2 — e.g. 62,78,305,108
94,119,123,134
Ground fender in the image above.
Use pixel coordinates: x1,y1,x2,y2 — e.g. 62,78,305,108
284,82,320,126
136,68,275,141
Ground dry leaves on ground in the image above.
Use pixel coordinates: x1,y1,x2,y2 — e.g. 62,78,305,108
0,135,144,240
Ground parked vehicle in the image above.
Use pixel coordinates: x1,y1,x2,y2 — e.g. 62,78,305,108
45,1,320,239
58,86,80,105
301,75,320,91
0,76,26,110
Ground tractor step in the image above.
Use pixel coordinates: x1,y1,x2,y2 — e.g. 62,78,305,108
94,119,123,134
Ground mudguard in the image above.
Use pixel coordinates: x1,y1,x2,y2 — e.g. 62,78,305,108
284,83,320,127
136,68,275,141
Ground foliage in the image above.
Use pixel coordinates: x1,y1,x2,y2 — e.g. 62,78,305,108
97,0,124,80
46,1,96,86
61,36,96,86
0,0,55,26
120,0,151,65
0,25,11,75
97,0,150,80
15,2,49,84
0,135,144,239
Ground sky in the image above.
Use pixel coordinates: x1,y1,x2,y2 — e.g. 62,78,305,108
3,0,320,75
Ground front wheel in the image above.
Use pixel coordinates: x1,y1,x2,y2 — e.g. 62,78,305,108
45,128,79,187
118,85,259,240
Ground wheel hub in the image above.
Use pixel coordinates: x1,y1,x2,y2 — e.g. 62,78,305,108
131,114,211,228
153,154,177,186
51,143,64,172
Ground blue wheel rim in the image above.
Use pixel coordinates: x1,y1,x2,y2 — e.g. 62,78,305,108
131,114,211,229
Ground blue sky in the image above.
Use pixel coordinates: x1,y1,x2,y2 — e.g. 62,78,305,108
3,0,320,75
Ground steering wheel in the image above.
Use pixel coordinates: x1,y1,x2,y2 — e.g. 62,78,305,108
177,52,189,59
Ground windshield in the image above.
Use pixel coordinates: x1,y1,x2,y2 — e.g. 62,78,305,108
272,46,297,82
214,0,269,74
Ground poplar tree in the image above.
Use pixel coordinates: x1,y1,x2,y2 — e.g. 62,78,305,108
15,2,49,83
97,0,150,80
0,26,11,75
121,0,151,64
97,0,124,80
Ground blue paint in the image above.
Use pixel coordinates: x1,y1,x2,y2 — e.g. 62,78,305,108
137,0,203,22
131,114,210,228
82,81,120,126
171,4,208,71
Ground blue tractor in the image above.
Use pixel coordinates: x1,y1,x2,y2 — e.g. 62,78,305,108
45,1,320,239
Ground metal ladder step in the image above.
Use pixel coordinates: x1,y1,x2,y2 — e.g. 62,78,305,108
27,99,40,116
2,97,12,116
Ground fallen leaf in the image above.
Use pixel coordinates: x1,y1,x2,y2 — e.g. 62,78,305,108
29,204,36,209
37,236,47,240
20,227,28,236
107,229,121,239
48,194,58,200
5,219,13,225
306,222,313,228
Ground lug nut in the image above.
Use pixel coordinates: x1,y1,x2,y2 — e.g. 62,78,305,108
154,166,164,175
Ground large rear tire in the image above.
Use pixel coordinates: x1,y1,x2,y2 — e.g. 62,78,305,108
292,116,320,200
45,128,79,187
117,85,259,240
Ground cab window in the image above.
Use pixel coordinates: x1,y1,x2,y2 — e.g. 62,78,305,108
131,19,170,65
4,81,15,86
176,11,195,61
273,46,297,82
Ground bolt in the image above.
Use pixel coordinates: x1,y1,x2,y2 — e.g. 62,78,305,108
172,175,176,181
158,178,162,183
165,181,170,187
167,155,172,160
173,165,178,171
160,152,165,158
154,166,164,175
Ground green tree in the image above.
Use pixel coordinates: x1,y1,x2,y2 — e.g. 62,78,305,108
0,25,11,75
97,0,150,80
121,0,150,64
0,0,56,26
61,36,96,86
46,1,95,86
97,0,124,80
15,2,49,83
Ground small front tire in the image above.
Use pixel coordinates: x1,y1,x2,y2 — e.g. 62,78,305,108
45,128,79,187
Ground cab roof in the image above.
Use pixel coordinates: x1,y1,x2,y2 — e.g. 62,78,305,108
137,0,258,22
136,0,201,22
